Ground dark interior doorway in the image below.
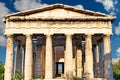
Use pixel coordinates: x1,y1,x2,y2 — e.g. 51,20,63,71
56,62,64,77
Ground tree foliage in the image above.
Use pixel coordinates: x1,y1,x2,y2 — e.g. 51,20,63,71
0,62,4,80
12,71,24,80
112,60,120,80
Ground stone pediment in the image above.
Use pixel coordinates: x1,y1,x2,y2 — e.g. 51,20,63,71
4,4,115,21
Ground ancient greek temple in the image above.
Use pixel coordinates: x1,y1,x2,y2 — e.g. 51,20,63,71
3,4,116,80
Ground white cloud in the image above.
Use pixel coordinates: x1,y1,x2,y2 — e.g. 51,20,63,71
0,2,10,47
115,22,120,35
74,5,84,9
96,0,114,11
14,0,48,11
0,3,10,19
0,21,5,34
95,0,117,14
0,35,6,47
116,48,120,58
0,2,10,34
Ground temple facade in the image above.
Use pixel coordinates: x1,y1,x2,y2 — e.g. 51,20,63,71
3,4,116,80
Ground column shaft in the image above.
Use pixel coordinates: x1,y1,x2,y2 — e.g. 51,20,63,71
84,34,94,78
24,35,33,80
41,45,45,77
16,44,22,73
99,42,104,77
96,44,101,77
4,35,14,80
76,49,82,77
65,34,73,79
21,46,25,75
103,34,113,79
45,34,53,79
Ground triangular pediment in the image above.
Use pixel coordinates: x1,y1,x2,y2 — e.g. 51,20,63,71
4,4,112,19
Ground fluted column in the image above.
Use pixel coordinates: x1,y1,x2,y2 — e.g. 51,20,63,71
65,34,73,79
103,34,113,79
41,45,45,77
98,42,104,77
24,34,33,80
84,34,94,78
16,44,22,73
45,34,53,79
21,46,25,75
76,49,82,77
4,34,14,80
96,43,100,77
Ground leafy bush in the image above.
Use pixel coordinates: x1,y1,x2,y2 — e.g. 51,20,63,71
0,62,4,80
12,71,24,80
73,77,83,80
112,64,120,80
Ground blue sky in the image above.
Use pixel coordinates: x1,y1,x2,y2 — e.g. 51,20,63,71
0,0,120,63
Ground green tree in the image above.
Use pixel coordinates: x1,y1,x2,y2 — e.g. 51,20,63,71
112,59,120,80
0,62,4,80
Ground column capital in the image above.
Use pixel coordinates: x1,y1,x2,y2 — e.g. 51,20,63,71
46,34,52,37
85,34,92,39
6,34,13,38
65,34,73,38
103,33,111,37
25,34,32,37
85,33,93,36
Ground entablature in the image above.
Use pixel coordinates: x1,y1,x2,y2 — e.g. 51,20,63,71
6,20,112,29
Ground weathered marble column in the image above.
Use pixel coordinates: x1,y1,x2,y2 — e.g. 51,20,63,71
65,34,73,79
21,46,25,75
45,34,53,79
41,45,45,77
33,52,36,78
36,45,41,77
84,34,94,78
24,34,33,80
4,34,14,80
96,43,100,77
16,44,22,73
98,42,104,77
76,49,83,77
103,34,113,79
64,50,66,77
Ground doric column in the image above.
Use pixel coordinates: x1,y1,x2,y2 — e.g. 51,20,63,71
98,42,104,77
65,34,73,79
16,44,22,73
76,48,83,77
45,34,53,79
21,46,25,75
4,34,14,80
41,45,45,77
96,43,101,77
33,52,36,78
24,34,33,80
84,34,94,78
103,34,113,79
35,45,41,78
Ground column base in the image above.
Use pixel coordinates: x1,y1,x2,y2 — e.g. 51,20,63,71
44,79,66,80
34,78,111,80
90,78,114,80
